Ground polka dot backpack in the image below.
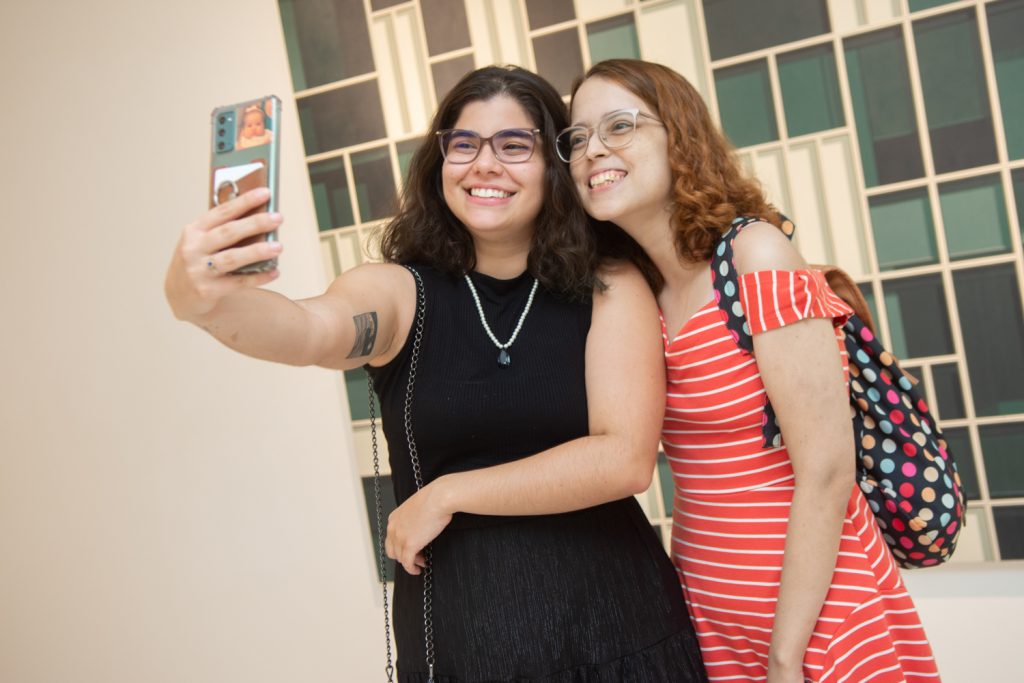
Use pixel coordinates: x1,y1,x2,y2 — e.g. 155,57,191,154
712,215,967,569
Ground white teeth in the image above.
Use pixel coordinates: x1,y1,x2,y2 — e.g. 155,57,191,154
589,170,625,188
470,187,512,198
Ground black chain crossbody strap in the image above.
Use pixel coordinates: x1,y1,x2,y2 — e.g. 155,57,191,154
366,265,436,683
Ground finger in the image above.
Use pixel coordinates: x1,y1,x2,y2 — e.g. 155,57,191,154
202,269,280,294
194,187,271,232
401,554,421,576
209,239,283,274
207,211,283,254
414,552,426,568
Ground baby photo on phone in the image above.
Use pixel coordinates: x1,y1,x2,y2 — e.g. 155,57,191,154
236,102,273,149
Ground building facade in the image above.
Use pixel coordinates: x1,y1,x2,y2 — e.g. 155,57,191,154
276,0,1024,570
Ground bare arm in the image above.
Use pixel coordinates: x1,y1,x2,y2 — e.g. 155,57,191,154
165,188,414,369
385,262,666,574
734,223,855,683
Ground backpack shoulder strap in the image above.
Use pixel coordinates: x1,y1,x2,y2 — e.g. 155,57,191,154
710,215,793,353
710,215,793,448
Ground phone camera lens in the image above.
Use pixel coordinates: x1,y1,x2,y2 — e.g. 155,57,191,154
218,115,226,125
218,128,225,137
217,142,225,151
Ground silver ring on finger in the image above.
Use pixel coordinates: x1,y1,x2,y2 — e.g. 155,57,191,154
206,256,221,275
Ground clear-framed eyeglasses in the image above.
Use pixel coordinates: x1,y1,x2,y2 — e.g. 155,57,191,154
436,128,542,164
555,108,663,163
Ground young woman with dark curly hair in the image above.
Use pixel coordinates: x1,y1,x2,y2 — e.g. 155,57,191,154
165,65,706,682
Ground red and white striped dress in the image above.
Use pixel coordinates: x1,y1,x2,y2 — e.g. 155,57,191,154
662,268,940,682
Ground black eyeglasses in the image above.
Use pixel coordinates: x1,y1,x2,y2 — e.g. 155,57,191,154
436,128,542,164
555,108,663,163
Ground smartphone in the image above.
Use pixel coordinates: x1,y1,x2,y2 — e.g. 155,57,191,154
209,95,281,273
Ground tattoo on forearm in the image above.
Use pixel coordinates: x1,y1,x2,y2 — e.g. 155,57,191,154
347,311,379,359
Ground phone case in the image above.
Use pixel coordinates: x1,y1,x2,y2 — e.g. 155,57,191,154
209,95,281,274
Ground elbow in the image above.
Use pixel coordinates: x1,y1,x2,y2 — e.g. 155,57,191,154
795,453,855,507
623,465,654,497
620,441,659,497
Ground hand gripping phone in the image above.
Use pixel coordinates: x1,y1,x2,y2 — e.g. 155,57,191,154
209,95,281,273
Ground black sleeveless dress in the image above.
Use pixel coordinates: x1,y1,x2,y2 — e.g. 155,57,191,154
367,264,706,683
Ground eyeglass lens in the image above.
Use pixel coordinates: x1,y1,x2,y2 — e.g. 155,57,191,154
439,129,537,163
556,110,639,162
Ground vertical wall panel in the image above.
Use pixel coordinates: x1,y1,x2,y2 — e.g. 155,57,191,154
370,10,432,138
465,0,530,68
370,15,406,138
338,231,363,272
863,0,902,25
827,0,862,32
321,237,340,279
820,135,868,276
753,148,792,216
638,0,709,100
391,9,432,133
787,142,832,265
578,0,634,21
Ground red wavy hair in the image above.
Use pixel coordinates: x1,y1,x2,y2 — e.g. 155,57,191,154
571,59,779,272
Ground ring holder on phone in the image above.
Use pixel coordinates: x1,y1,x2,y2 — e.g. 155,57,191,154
211,161,265,207
213,179,240,206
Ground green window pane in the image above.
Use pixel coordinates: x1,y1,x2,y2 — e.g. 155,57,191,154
533,29,584,97
844,28,925,187
777,43,844,137
868,188,938,271
587,14,640,63
715,59,778,148
882,275,955,360
932,362,966,420
352,146,396,223
989,0,1024,159
345,369,379,421
993,505,1024,559
942,427,979,501
914,10,998,173
421,0,471,56
953,265,1024,416
278,0,375,91
309,157,354,231
361,475,396,581
909,0,959,10
396,138,422,184
939,174,1011,260
704,0,830,61
1015,168,1024,241
297,80,387,155
657,452,674,516
980,423,1024,498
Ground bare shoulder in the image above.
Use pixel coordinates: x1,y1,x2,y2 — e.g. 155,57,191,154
594,260,652,299
323,261,415,303
731,221,807,276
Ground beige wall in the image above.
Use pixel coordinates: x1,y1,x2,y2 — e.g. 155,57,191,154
1,1,1022,682
0,1,383,681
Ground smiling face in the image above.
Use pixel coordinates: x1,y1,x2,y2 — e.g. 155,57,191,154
568,77,673,236
441,95,546,246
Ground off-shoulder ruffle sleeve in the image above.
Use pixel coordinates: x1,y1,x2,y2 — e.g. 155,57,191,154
738,269,852,335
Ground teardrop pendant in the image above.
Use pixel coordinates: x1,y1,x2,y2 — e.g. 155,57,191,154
497,348,511,367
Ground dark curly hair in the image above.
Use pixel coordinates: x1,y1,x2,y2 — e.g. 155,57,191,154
379,65,599,300
570,59,780,291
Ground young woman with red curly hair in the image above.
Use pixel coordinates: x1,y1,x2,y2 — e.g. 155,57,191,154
563,59,940,683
